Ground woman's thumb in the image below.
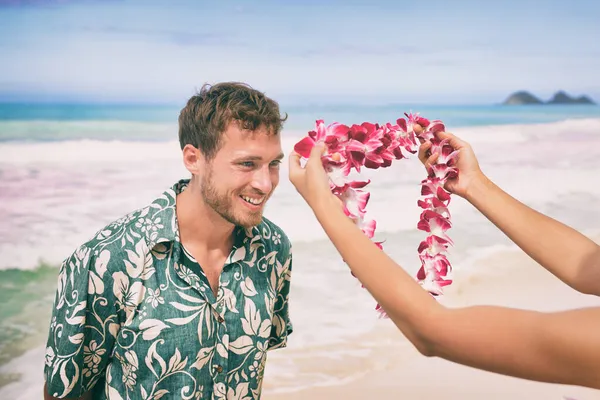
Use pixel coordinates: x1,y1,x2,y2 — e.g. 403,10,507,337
309,142,326,161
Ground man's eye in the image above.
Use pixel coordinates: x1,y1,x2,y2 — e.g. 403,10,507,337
270,160,282,167
240,161,255,168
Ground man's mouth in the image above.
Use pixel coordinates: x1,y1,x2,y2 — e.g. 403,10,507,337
240,195,265,206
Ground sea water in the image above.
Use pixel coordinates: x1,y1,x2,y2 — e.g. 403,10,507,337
1,103,600,397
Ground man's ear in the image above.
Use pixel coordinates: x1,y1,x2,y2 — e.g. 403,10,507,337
182,144,204,175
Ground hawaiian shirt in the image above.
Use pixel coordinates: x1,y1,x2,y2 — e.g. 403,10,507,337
43,179,293,400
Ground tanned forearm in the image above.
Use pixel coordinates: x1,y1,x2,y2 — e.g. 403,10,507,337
433,305,600,389
312,197,442,353
466,176,600,295
311,197,600,389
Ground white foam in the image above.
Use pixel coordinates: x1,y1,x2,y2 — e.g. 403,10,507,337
2,117,600,270
2,117,600,397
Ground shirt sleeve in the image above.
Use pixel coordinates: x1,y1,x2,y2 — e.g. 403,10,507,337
44,243,120,398
267,240,293,351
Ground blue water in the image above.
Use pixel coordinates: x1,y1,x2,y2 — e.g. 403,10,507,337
0,102,599,142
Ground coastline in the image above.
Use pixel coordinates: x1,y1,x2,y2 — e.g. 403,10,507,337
262,236,600,400
2,115,600,399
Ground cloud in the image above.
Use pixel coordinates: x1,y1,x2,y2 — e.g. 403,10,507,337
79,25,244,47
0,0,120,8
292,43,425,58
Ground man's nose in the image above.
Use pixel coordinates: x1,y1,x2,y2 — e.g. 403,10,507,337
251,166,273,194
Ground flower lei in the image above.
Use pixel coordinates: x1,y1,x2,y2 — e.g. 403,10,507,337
293,113,459,318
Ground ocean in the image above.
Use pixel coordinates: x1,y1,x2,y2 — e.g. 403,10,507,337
1,102,600,398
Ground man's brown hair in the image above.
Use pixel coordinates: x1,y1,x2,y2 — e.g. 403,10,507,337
178,82,288,159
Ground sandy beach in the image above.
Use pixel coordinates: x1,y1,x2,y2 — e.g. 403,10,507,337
262,236,600,400
3,239,599,400
2,118,600,399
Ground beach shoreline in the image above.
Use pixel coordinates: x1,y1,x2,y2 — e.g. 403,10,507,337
5,236,600,399
2,115,600,399
260,236,600,400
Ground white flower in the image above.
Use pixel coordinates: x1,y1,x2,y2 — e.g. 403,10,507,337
145,288,164,308
44,347,55,367
254,341,267,361
135,217,164,234
83,340,106,369
113,212,136,227
248,360,260,378
272,232,281,245
178,264,198,282
117,350,139,391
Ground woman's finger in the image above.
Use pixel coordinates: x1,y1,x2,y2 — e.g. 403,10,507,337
288,151,303,184
425,152,439,169
418,142,432,164
437,131,468,149
306,143,327,171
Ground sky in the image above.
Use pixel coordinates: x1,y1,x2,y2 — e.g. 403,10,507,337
0,0,599,105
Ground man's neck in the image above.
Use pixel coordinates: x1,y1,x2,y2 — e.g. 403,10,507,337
176,183,234,252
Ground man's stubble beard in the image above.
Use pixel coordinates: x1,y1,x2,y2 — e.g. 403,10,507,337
200,168,266,228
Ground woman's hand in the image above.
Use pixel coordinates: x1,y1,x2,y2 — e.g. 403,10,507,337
288,143,339,212
418,131,487,200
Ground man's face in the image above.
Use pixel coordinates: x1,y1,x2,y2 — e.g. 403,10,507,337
199,122,284,228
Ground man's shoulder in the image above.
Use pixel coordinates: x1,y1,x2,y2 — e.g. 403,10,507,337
74,187,179,265
257,216,292,253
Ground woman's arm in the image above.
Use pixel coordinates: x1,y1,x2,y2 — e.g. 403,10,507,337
465,173,600,296
420,132,600,296
288,143,600,390
313,193,600,389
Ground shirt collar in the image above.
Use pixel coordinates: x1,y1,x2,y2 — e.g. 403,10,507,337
150,179,257,253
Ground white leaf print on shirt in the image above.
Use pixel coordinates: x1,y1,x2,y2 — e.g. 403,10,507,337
94,249,110,278
65,301,86,326
112,271,146,324
240,298,272,339
240,277,258,297
229,336,253,355
88,271,104,295
241,298,260,335
139,319,169,341
228,382,251,400
124,240,155,280
222,287,239,313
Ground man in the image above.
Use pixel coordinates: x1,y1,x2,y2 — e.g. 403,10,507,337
43,82,294,400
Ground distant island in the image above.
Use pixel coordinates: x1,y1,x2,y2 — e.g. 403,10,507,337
502,90,596,105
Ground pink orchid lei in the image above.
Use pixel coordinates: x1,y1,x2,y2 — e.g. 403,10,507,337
294,113,459,318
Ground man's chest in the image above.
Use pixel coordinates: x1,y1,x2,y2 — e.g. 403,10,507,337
106,252,279,399
181,244,228,298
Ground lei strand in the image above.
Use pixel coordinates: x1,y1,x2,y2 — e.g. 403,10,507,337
293,113,459,318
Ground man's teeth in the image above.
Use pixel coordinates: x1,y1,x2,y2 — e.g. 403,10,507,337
241,196,264,205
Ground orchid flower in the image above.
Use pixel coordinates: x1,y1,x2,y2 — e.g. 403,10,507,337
294,113,457,318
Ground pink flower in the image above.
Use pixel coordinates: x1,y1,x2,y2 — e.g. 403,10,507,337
431,138,460,166
418,235,450,256
417,197,451,219
293,120,349,162
293,112,458,310
428,164,458,180
338,186,371,218
416,253,453,296
421,177,452,203
345,125,386,172
418,253,451,277
342,213,377,239
417,210,453,244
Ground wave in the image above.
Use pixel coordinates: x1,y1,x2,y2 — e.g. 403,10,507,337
0,120,177,143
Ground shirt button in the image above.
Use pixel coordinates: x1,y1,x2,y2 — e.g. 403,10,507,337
215,365,223,373
218,316,224,323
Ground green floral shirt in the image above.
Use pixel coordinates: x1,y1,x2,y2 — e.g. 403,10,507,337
44,179,293,400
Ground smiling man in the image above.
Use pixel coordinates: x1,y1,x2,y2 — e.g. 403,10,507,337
43,82,294,400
